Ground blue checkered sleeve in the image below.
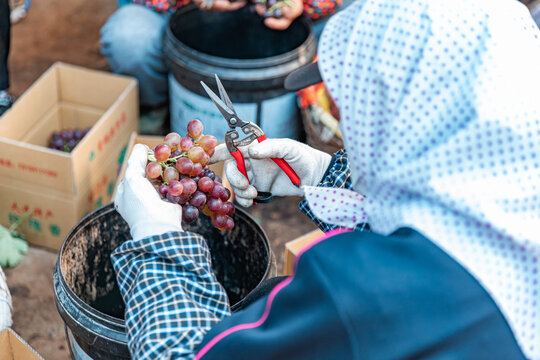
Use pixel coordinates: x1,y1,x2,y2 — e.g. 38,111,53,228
111,231,231,360
299,149,363,232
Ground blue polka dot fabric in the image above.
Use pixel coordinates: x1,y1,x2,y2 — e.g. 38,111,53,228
304,0,540,356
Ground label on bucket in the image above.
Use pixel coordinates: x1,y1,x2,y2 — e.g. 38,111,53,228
169,75,299,141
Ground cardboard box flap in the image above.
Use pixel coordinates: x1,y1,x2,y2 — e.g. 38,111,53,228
0,137,74,192
0,65,58,140
0,150,122,250
0,329,44,360
57,62,137,110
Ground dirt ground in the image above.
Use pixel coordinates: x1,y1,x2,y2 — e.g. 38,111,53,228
3,1,317,359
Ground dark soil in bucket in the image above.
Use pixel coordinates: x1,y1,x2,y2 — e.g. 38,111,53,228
60,204,270,319
170,6,310,59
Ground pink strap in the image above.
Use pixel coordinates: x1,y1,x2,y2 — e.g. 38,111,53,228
195,227,352,359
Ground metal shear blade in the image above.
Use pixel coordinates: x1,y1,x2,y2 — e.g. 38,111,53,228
200,76,274,204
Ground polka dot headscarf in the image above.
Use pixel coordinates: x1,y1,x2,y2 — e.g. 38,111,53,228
304,0,540,356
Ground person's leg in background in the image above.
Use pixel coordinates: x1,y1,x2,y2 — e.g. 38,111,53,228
100,4,169,134
0,0,13,117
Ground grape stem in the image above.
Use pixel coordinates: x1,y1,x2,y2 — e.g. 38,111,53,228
147,152,157,162
170,154,187,161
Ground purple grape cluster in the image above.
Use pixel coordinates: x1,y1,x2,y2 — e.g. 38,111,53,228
48,127,91,153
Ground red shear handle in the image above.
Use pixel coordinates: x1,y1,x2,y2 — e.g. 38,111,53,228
230,149,249,183
256,135,301,187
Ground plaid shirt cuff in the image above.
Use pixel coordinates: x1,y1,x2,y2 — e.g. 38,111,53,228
111,231,230,360
299,149,363,232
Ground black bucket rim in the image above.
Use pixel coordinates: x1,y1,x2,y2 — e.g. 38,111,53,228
164,5,315,74
53,202,272,331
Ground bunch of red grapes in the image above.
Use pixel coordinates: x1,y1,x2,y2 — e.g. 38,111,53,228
145,119,235,230
49,127,91,153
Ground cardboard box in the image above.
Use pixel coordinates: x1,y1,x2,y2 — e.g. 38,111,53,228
115,133,231,200
0,328,44,360
0,62,138,250
283,229,324,276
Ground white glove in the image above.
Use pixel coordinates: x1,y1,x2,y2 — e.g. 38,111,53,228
114,144,183,241
211,139,331,207
0,267,12,331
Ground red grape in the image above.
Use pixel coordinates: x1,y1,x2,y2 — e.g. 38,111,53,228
199,135,217,153
180,137,193,151
189,191,207,208
146,162,162,179
200,153,210,167
222,187,231,202
190,162,203,177
164,132,181,151
187,119,204,139
60,129,74,141
180,178,197,195
50,137,64,150
74,129,84,140
178,193,190,205
163,167,179,183
224,217,234,230
206,171,216,180
207,197,223,212
182,204,199,223
188,146,205,163
211,184,226,200
198,177,214,193
168,180,184,196
154,144,171,162
214,175,222,184
212,214,227,228
222,202,235,216
159,184,168,195
176,157,194,175
166,192,181,204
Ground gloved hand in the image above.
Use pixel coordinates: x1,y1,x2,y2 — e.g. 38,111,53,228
211,138,331,207
114,144,183,241
0,266,12,330
0,225,28,268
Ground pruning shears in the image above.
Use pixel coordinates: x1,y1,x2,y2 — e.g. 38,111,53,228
201,75,301,203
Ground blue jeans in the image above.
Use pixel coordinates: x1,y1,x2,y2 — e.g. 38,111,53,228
0,0,10,90
100,4,169,107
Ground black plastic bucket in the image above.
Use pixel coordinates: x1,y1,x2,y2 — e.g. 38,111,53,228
164,5,317,140
53,203,273,359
